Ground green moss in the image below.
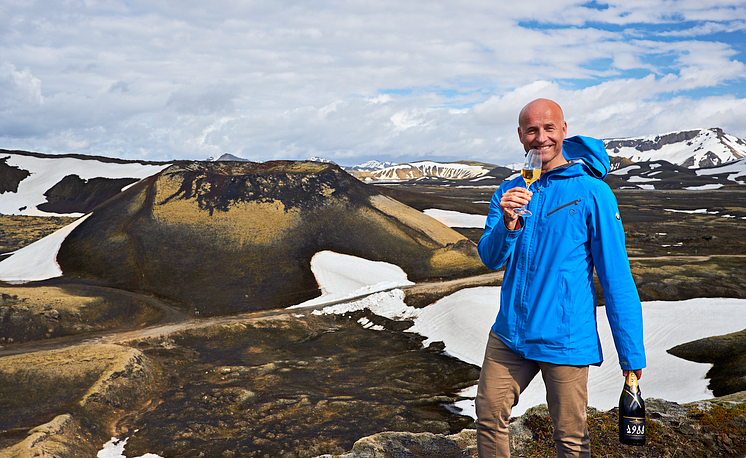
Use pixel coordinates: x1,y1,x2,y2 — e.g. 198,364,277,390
522,408,669,457
523,413,555,455
689,403,746,437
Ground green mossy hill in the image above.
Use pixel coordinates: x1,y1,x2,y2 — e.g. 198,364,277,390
57,161,487,316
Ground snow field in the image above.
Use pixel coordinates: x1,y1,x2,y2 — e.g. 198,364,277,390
302,251,746,418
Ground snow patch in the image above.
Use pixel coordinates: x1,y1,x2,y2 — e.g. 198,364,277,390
289,251,414,308
423,209,487,228
0,214,90,283
98,437,162,458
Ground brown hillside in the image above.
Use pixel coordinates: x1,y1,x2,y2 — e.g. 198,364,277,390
56,161,486,315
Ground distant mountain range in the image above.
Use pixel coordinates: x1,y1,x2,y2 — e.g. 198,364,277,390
361,161,493,180
1,127,745,217
605,128,746,168
357,157,746,191
343,128,746,190
207,127,746,178
344,160,398,172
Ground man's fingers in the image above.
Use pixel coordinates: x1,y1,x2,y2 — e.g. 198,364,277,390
500,189,532,210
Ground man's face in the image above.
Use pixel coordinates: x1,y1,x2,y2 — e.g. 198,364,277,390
517,100,568,170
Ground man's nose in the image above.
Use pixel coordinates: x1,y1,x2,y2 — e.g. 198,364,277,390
536,129,548,143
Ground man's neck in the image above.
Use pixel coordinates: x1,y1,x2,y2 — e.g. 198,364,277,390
542,157,569,173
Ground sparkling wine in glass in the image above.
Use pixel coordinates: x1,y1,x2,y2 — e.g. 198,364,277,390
515,148,542,216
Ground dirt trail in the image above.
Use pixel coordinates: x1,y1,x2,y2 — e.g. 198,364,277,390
0,271,503,358
4,252,740,359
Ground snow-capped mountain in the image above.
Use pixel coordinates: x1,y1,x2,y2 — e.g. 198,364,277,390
344,160,398,172
307,156,336,164
369,161,493,180
605,128,746,168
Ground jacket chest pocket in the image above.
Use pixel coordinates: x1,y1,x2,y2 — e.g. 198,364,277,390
542,198,587,243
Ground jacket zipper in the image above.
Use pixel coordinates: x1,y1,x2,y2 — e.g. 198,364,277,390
515,179,543,349
546,198,582,216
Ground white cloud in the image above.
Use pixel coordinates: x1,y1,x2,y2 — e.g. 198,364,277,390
0,0,744,165
658,20,746,37
0,62,44,107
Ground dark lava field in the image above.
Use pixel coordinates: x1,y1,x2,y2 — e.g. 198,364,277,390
386,184,746,304
383,185,746,257
1,185,745,458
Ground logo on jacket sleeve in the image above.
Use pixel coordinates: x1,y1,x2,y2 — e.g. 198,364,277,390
615,212,621,221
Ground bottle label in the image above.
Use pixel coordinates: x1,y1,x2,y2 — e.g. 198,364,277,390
621,416,645,438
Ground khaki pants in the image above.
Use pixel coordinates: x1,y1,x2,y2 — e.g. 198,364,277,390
475,331,590,458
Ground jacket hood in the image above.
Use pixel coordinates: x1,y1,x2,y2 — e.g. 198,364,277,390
562,135,610,179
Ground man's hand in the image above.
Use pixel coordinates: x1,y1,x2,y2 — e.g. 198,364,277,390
623,369,643,380
500,187,532,230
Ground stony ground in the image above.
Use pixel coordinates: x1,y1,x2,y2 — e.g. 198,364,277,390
512,396,746,458
325,394,746,458
118,313,480,457
0,311,482,457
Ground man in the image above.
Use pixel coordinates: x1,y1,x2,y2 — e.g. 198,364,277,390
475,98,646,457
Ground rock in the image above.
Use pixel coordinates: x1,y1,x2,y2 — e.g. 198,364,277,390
310,406,551,458
233,388,257,410
315,429,477,458
508,405,548,455
0,414,98,458
668,329,746,397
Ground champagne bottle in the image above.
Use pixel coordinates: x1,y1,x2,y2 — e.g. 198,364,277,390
619,371,646,446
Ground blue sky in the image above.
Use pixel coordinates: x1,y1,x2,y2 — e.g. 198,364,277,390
1,0,745,165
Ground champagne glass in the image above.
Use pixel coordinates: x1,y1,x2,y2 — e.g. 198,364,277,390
514,148,542,216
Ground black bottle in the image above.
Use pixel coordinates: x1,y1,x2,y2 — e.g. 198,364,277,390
619,371,646,446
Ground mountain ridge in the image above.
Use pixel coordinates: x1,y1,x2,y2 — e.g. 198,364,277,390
2,127,746,218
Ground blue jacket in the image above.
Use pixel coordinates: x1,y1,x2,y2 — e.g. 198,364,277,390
478,136,646,369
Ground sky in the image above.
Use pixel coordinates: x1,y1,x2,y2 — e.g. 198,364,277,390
2,0,746,166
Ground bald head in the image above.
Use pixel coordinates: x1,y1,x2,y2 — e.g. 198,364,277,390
518,98,564,129
517,98,568,171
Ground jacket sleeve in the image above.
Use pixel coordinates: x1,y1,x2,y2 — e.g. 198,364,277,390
477,185,522,270
590,187,647,370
